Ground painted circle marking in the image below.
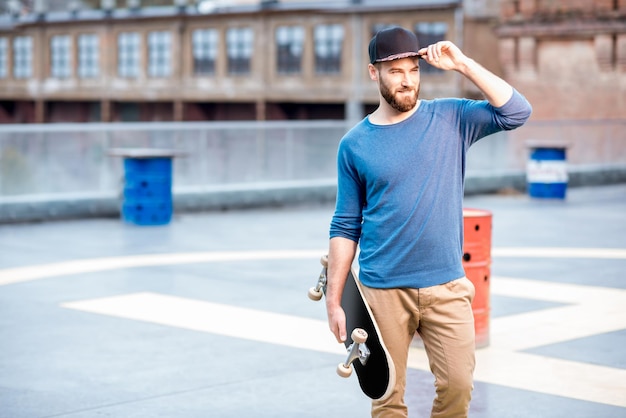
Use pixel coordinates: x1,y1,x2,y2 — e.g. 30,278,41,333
0,247,624,287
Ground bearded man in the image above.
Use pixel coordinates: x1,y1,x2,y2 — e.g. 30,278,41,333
325,26,532,418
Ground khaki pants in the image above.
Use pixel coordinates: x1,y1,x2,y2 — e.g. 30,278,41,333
361,277,476,418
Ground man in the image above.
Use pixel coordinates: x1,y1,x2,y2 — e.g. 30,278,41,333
326,27,532,417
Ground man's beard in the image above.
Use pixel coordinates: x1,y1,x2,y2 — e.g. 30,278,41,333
379,77,419,113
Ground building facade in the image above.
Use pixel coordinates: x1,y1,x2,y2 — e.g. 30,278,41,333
495,0,626,168
0,0,469,123
497,0,626,121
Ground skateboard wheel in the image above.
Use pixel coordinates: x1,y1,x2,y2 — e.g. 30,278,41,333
337,362,352,378
351,328,368,344
320,255,328,268
307,287,323,301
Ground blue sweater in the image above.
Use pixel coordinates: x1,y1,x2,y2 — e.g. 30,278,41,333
329,90,532,289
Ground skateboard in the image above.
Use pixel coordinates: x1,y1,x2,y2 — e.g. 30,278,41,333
308,255,395,401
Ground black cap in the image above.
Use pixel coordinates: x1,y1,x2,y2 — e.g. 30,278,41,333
368,26,421,64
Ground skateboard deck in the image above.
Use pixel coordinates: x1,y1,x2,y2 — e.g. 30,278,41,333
308,255,395,401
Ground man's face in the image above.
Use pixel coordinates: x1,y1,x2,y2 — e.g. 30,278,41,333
376,58,420,112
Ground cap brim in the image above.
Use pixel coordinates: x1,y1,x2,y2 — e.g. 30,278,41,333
376,52,423,62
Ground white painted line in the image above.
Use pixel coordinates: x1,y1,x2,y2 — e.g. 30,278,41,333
62,292,344,355
490,304,626,351
407,276,626,407
491,277,626,350
408,347,626,408
0,250,326,286
490,276,623,304
492,247,626,259
1,247,624,287
62,281,626,409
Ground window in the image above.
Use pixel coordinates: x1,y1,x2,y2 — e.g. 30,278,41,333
314,24,344,74
148,31,171,77
118,32,140,78
276,25,304,75
78,34,99,78
13,36,32,79
0,38,7,78
192,29,218,75
227,27,253,75
50,35,72,79
414,22,448,74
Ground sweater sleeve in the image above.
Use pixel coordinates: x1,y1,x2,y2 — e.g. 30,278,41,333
460,88,533,146
329,137,364,243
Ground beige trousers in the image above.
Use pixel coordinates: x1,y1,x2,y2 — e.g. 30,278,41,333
361,277,476,418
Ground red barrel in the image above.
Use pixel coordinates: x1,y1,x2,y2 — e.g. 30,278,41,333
462,208,492,348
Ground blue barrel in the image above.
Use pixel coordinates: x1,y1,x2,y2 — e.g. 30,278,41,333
122,157,173,225
526,147,568,199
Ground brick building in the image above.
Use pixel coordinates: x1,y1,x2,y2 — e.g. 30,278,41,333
495,0,626,168
0,0,624,127
497,0,626,121
0,0,475,123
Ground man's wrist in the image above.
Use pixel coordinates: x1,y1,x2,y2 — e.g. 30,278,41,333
325,293,341,309
455,56,477,76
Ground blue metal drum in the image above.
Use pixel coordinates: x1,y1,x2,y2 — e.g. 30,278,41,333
526,147,568,199
121,157,173,225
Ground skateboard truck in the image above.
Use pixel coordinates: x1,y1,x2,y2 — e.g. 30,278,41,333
337,328,370,378
307,258,328,301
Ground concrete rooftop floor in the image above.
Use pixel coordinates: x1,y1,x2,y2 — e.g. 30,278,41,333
1,184,625,417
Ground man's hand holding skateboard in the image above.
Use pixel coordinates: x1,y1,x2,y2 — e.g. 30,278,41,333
326,299,347,344
325,236,358,343
308,238,396,401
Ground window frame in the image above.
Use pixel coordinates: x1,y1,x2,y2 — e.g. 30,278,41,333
13,36,33,79
117,31,141,79
78,33,99,79
50,34,72,79
148,30,172,78
314,23,344,75
226,27,254,76
0,38,7,79
192,28,219,76
275,25,304,75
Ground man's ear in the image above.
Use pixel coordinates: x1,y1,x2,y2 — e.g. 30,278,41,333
368,63,378,81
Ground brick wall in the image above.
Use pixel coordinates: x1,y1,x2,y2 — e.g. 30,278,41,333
498,0,626,120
